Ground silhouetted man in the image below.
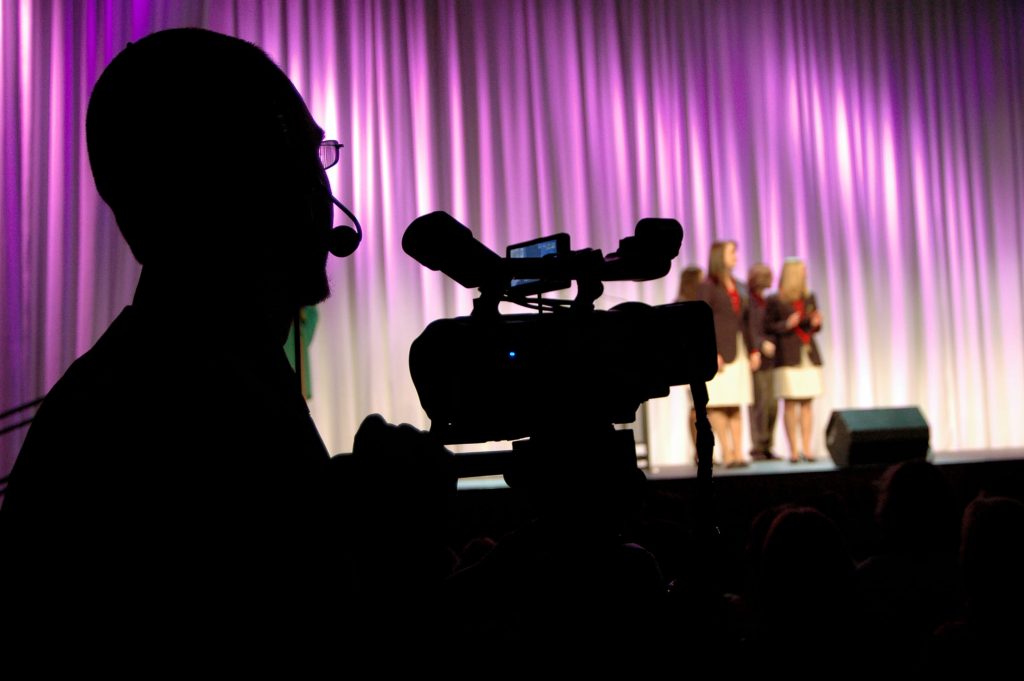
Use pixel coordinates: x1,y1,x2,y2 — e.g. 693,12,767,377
0,28,450,660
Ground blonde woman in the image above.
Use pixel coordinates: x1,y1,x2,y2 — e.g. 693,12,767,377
766,258,823,462
697,242,760,467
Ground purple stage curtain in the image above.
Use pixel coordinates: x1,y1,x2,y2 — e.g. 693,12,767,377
2,0,1023,471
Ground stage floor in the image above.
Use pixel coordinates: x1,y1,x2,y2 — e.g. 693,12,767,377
646,447,1024,480
458,447,1024,489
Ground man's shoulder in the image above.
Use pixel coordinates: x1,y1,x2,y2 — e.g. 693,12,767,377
1,309,136,522
15,305,211,460
37,308,138,407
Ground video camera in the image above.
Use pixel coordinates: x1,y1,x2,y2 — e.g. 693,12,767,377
403,211,718,447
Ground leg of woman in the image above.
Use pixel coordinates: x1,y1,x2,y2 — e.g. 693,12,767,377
783,400,801,462
799,398,815,461
727,407,745,466
708,408,733,465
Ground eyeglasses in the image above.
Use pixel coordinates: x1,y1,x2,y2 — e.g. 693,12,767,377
319,140,344,170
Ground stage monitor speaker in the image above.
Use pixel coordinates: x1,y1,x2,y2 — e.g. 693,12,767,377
826,407,930,467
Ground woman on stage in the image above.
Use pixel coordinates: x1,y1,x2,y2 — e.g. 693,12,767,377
697,241,760,468
766,258,824,463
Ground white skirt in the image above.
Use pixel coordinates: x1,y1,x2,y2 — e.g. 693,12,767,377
706,333,753,407
774,344,823,399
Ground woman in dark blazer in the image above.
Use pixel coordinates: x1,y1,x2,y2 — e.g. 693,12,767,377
697,241,761,468
765,258,823,462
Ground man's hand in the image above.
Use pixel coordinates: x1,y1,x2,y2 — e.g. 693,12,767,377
750,351,762,372
786,311,801,330
351,414,455,497
762,340,776,358
344,414,457,587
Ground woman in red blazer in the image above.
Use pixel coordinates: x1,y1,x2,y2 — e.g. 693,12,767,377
697,241,761,468
765,258,823,462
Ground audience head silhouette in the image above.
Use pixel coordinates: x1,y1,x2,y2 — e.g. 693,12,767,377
875,459,958,554
758,506,855,614
961,494,1024,622
86,28,333,338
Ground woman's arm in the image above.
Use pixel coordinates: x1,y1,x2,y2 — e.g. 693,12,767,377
805,293,823,333
765,297,795,335
742,301,761,370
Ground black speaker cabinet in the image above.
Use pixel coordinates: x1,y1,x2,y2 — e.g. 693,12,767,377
826,407,930,467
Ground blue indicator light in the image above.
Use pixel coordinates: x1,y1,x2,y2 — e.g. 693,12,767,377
508,351,517,359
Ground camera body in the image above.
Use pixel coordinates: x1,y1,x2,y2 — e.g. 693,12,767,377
403,211,718,446
410,301,717,444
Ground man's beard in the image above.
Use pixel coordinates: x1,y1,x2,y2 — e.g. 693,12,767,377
297,253,331,306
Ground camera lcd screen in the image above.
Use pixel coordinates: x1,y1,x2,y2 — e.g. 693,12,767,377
506,233,571,296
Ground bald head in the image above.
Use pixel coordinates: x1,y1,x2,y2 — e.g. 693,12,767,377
87,28,332,311
87,28,328,267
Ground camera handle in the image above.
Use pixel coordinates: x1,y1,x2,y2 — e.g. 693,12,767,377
471,283,504,319
465,247,608,318
571,276,603,312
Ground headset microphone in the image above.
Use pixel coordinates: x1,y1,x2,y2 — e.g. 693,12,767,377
326,193,363,258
